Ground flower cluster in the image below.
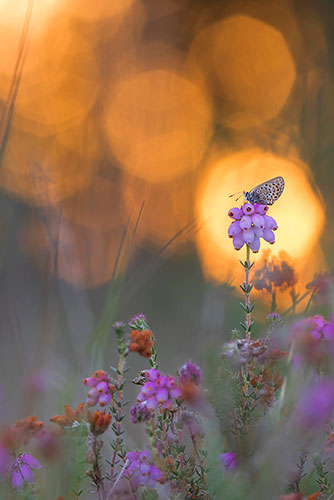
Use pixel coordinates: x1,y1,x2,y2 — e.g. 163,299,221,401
129,329,154,358
219,452,237,472
128,313,150,331
88,410,111,435
179,360,202,385
296,378,334,430
136,369,182,411
125,450,162,489
11,453,42,490
83,370,116,407
228,202,277,252
254,251,297,293
291,316,334,366
130,403,153,424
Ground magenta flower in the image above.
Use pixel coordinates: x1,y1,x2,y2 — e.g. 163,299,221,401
228,202,277,252
292,316,334,344
11,453,42,490
179,360,202,385
130,403,153,424
125,450,162,489
83,370,116,407
296,378,334,429
136,369,181,412
218,452,238,471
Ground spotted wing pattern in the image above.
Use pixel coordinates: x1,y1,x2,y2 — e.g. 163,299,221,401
245,176,285,205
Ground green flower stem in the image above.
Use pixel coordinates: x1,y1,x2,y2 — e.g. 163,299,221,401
240,244,254,340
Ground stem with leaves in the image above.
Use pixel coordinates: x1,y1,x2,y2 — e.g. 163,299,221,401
239,245,254,340
109,323,136,499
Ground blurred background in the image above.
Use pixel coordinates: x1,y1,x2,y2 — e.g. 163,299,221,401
0,0,332,436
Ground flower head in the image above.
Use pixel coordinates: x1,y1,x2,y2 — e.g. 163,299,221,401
296,378,334,429
130,403,153,424
228,202,277,253
83,370,116,408
129,329,154,358
179,360,202,385
291,316,334,366
125,450,162,489
11,453,42,490
87,410,111,435
136,369,181,412
218,452,237,472
128,313,150,331
254,251,297,293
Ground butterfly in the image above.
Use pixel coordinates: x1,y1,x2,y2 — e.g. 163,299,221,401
243,176,285,205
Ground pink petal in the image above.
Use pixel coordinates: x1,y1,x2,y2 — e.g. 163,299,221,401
263,229,275,244
249,235,260,253
232,232,245,250
228,221,241,238
243,228,255,245
21,454,41,470
239,215,251,230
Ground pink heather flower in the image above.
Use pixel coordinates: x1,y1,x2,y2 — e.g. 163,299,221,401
128,313,149,331
218,452,238,472
239,215,252,230
253,204,269,215
11,453,42,490
228,207,243,220
130,403,153,424
296,379,334,429
228,221,241,238
242,203,254,215
83,370,116,408
136,370,181,411
125,450,162,489
227,202,278,253
179,360,202,385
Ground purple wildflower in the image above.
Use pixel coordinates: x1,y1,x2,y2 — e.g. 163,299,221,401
218,452,238,472
83,370,116,408
130,403,153,424
136,369,182,411
128,313,150,331
296,378,334,429
125,450,162,489
11,453,42,490
179,360,202,385
228,202,277,252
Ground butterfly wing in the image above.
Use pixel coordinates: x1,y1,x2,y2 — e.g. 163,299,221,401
247,176,285,205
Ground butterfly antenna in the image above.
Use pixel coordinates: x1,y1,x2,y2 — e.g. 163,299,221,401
229,191,242,199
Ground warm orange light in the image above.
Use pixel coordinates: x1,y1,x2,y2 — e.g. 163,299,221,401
122,174,195,252
20,213,129,289
61,0,135,22
0,124,98,206
0,14,98,136
195,149,325,289
188,15,296,129
104,69,213,183
63,176,125,233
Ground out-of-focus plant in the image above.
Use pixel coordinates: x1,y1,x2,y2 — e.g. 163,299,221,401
2,199,334,500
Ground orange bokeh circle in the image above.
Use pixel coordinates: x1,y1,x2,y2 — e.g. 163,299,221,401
20,213,129,289
104,69,213,183
122,173,195,252
188,15,296,129
195,149,325,288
